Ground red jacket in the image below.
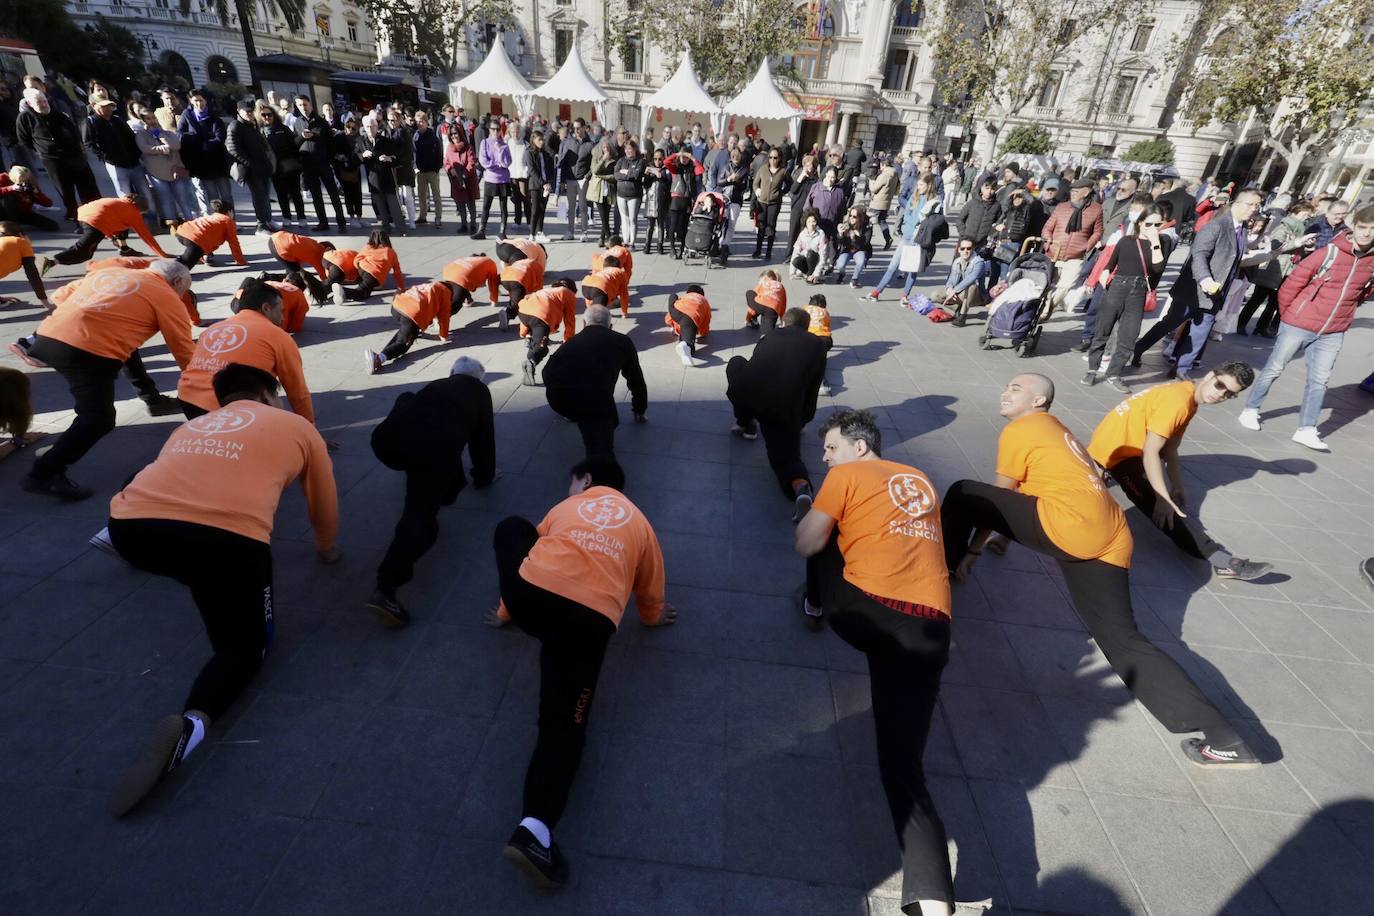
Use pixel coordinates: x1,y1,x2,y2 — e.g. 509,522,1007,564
1041,200,1104,261
0,173,53,213
1278,233,1374,335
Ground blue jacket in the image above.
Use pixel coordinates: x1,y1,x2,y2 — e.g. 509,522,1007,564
897,194,942,244
946,253,989,293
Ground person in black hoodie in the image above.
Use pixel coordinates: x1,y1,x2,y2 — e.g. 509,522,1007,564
641,147,672,254
413,110,444,227
83,95,146,198
366,355,497,628
289,96,347,232
525,128,556,242
176,90,233,218
16,89,99,222
786,155,820,262
612,140,646,247
726,307,828,522
226,101,277,233
541,303,648,459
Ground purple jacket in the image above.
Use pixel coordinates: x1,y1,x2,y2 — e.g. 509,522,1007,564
479,136,511,183
803,182,845,227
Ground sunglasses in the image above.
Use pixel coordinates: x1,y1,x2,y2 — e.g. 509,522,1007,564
1211,377,1242,399
1141,220,1163,227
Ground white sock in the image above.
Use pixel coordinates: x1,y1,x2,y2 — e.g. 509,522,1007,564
519,816,551,848
183,713,207,758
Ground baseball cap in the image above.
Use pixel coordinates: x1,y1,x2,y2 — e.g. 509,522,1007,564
1042,178,1060,191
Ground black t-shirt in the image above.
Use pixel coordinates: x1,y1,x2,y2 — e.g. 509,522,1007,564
1104,234,1174,283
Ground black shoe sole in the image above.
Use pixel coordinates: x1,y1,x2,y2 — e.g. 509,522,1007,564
366,597,410,629
501,843,567,890
109,714,186,817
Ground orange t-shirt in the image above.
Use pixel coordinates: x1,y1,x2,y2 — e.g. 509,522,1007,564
175,213,245,264
517,287,577,340
176,309,313,422
1087,380,1198,468
515,486,666,626
36,268,195,366
752,277,787,316
264,280,309,334
805,304,831,338
997,412,1133,568
76,198,166,256
665,292,711,339
501,258,544,294
593,245,633,280
581,267,629,311
812,458,951,615
0,235,34,278
356,244,404,289
86,256,200,323
442,255,500,301
323,248,360,282
503,238,547,268
271,231,329,279
393,282,456,339
109,400,337,550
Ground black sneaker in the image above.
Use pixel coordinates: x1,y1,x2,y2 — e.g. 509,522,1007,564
730,422,758,441
144,394,184,417
521,359,536,386
367,590,411,629
792,484,813,523
1081,371,1098,386
1361,557,1374,593
1072,340,1091,352
795,582,823,632
109,713,194,816
1180,737,1260,770
502,825,569,889
952,314,966,327
21,473,93,501
314,222,330,232
117,247,147,257
1214,557,1273,581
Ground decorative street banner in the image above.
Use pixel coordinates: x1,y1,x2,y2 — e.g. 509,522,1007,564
783,93,835,122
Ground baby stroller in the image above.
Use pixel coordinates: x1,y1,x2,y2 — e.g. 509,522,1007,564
684,191,730,268
980,238,1055,357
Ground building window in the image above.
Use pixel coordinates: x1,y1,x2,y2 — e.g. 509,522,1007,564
206,55,238,84
623,35,643,74
346,19,358,42
783,1,833,80
893,0,923,28
556,0,573,6
1037,72,1062,108
882,49,916,91
480,23,497,52
874,124,906,156
1130,20,1154,52
315,10,332,36
1057,19,1077,43
161,51,193,84
154,0,170,9
554,28,573,65
1107,74,1137,114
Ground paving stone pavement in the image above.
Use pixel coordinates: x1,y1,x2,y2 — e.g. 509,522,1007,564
2,204,1373,916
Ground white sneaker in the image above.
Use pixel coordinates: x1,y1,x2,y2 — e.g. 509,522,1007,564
1291,426,1329,452
675,340,693,366
331,282,345,307
364,349,382,375
1238,408,1261,431
818,383,832,397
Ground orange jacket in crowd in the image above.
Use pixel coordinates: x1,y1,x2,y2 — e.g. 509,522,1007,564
593,244,634,281
76,198,167,257
356,244,405,290
497,485,666,626
109,399,338,551
442,255,500,302
582,267,630,316
804,303,832,338
37,267,194,365
503,238,547,268
86,256,200,324
323,248,360,282
665,291,711,340
518,286,577,340
750,276,787,319
501,257,544,295
0,235,33,279
175,212,246,265
271,231,330,279
394,282,459,340
176,309,314,422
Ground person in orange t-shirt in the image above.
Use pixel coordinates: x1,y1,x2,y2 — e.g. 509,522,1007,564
102,363,339,817
497,237,547,271
745,268,787,332
1088,366,1271,581
269,230,334,284
258,276,311,334
793,408,954,913
943,373,1259,771
39,194,167,273
442,253,500,307
173,200,246,268
580,257,630,317
85,255,202,324
328,229,406,304
513,280,577,376
364,281,467,373
22,261,196,500
0,225,49,308
485,456,675,887
591,237,633,280
665,284,711,366
499,257,546,312
180,277,314,422
803,292,835,396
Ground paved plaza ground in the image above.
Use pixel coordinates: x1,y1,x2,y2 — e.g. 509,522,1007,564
2,202,1373,915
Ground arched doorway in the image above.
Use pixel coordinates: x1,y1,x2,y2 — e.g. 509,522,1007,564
160,51,193,86
206,55,239,85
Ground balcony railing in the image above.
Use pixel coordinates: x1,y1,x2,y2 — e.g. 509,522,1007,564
72,2,226,26
1030,105,1061,120
880,88,920,106
617,72,649,85
798,78,876,100
891,27,921,41
1099,111,1132,126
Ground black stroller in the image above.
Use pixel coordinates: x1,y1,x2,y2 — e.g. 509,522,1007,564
684,191,730,268
979,238,1055,357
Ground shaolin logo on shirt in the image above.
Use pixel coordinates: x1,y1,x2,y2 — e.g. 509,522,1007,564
1064,431,1106,492
199,323,249,356
80,271,140,310
886,473,941,543
172,408,256,460
571,494,631,560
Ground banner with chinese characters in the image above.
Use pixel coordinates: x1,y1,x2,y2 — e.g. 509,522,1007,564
783,93,834,123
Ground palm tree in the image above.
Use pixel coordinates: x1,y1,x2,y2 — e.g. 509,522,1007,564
180,0,306,93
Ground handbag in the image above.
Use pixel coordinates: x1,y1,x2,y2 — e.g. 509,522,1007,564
898,243,924,272
993,238,1019,263
1136,239,1158,312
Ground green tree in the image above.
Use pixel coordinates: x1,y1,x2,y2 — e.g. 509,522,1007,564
1123,138,1175,164
358,0,515,84
924,0,1146,157
998,123,1050,155
611,0,811,97
184,0,307,94
1180,0,1374,191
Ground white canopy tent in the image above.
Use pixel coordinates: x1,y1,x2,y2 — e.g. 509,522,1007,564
719,58,802,144
449,33,534,121
639,51,721,143
528,40,611,128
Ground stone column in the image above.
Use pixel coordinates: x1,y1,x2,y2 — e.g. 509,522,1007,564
824,114,839,148
860,0,898,82
837,109,854,147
